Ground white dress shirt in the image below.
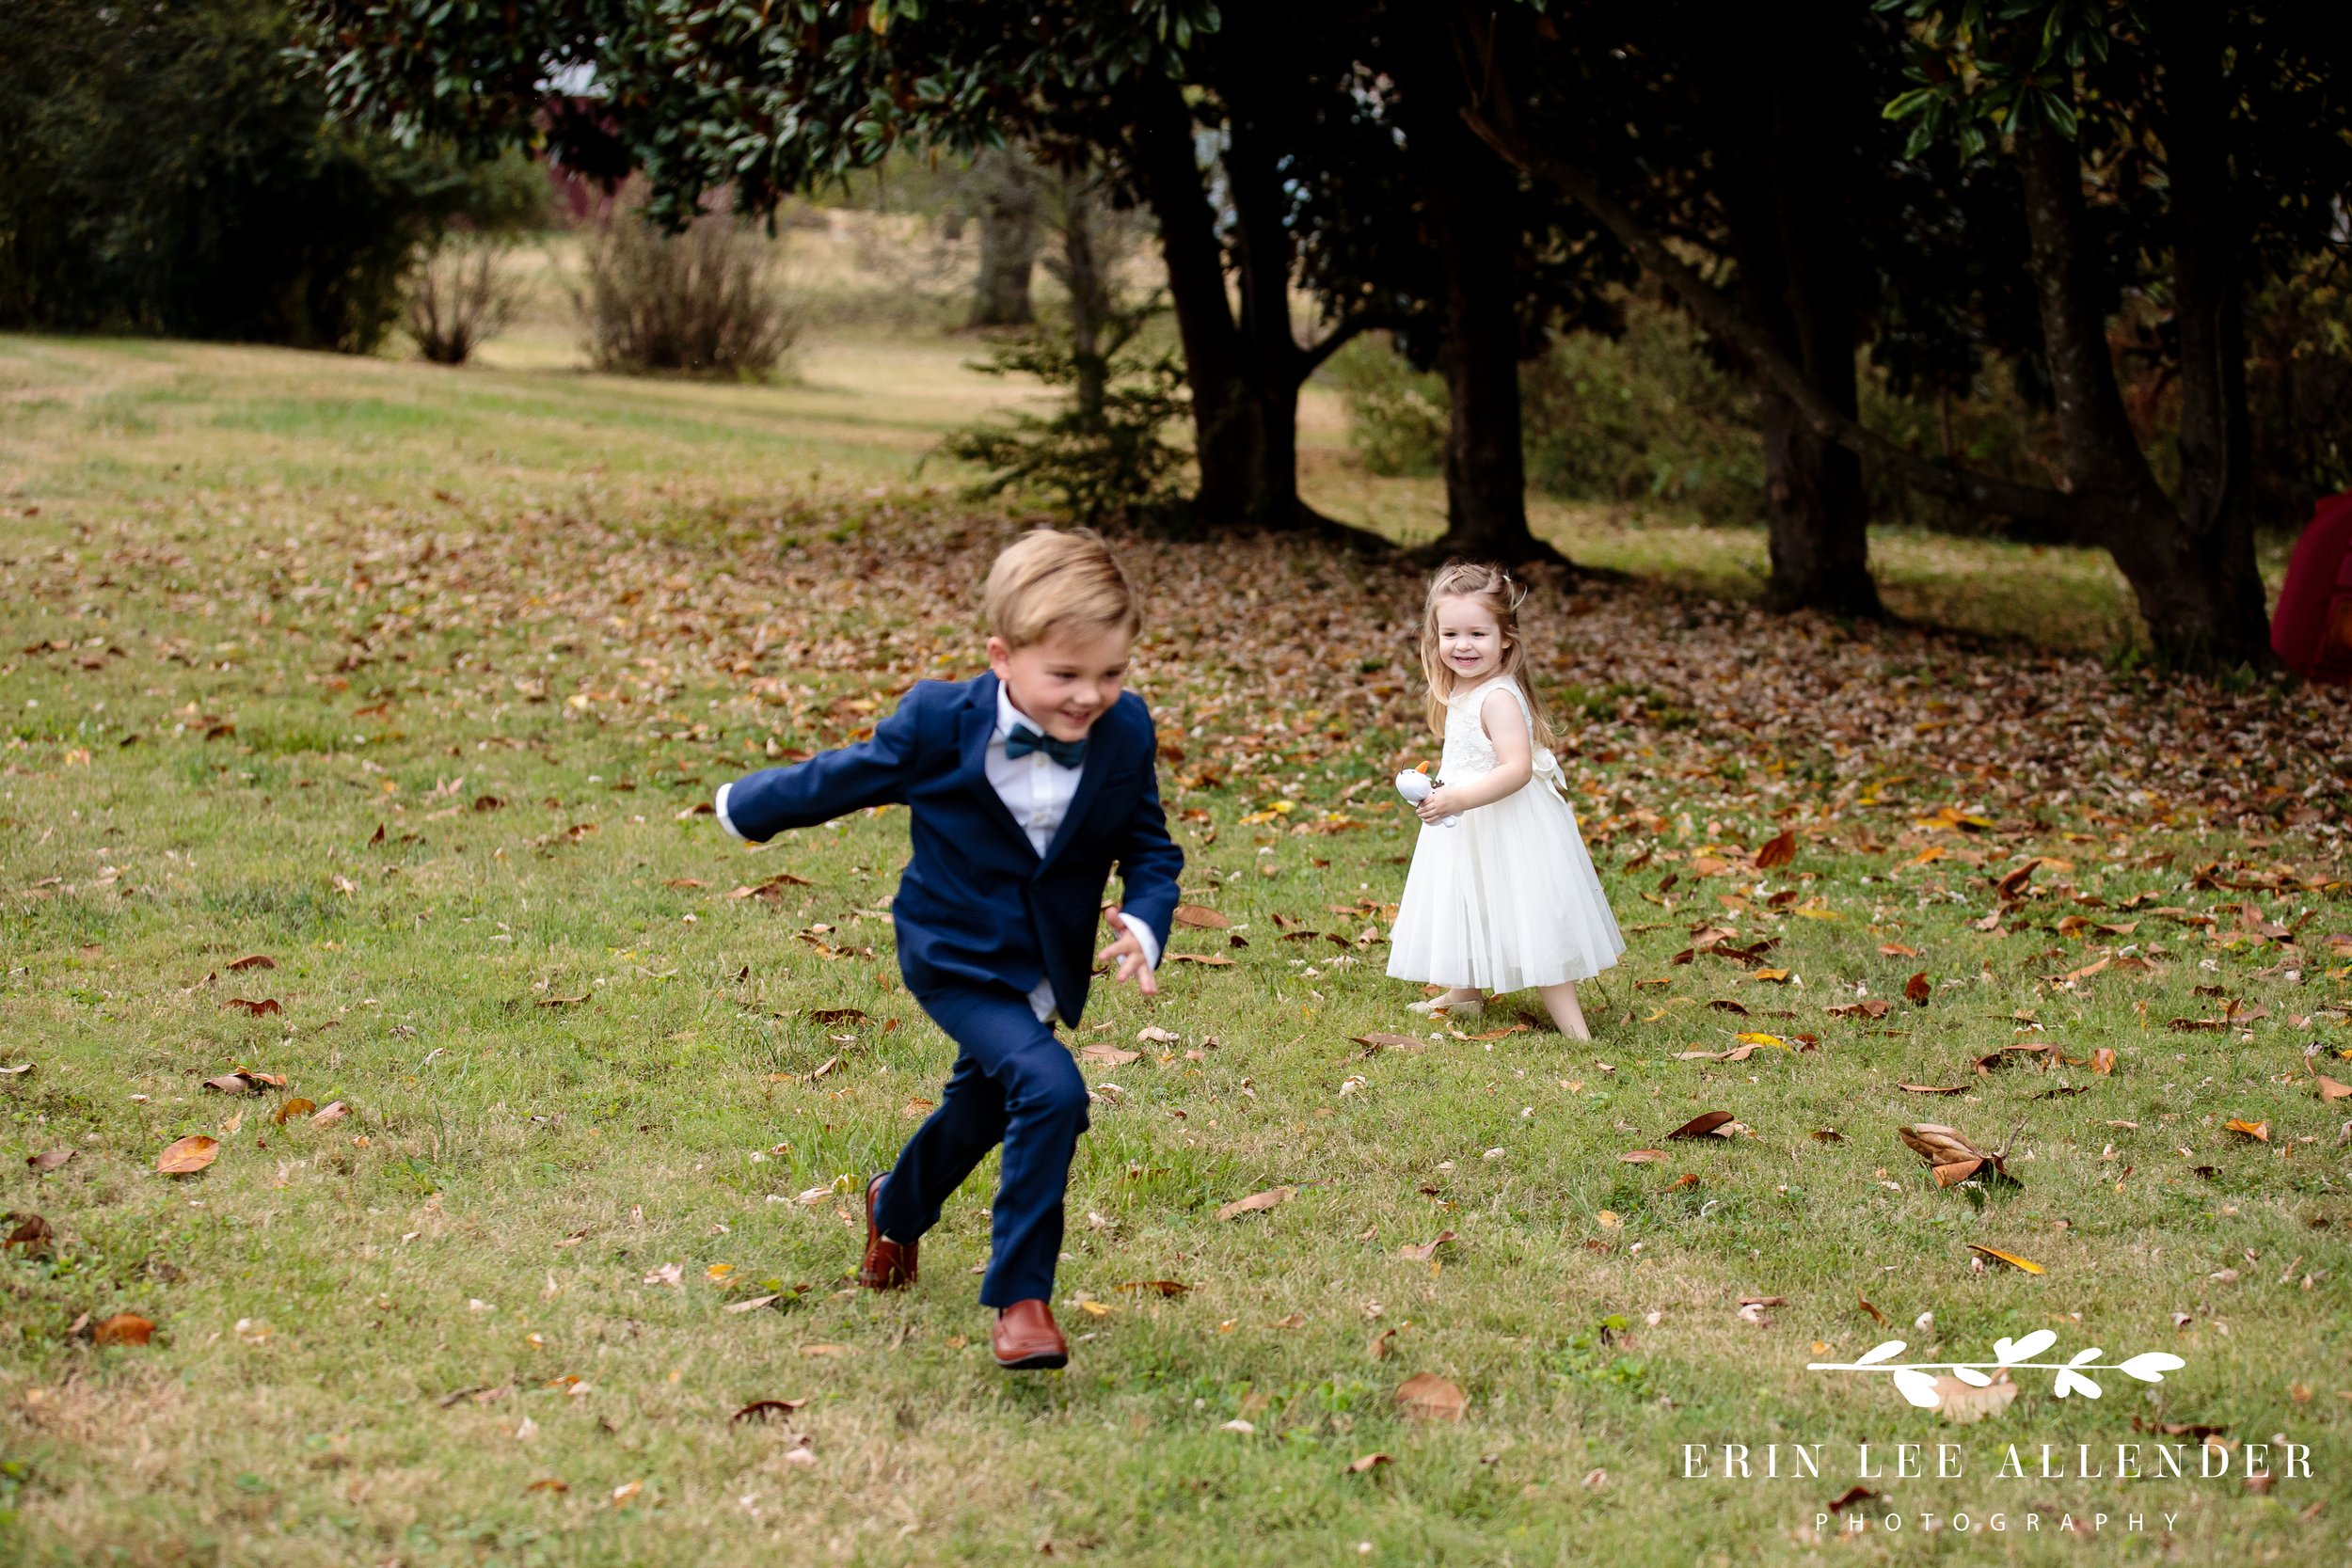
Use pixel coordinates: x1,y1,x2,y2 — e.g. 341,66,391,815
714,682,1158,1022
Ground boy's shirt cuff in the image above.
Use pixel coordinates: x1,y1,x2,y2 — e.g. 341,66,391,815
714,781,748,843
1117,911,1161,971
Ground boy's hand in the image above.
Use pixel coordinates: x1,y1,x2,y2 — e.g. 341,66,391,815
1098,909,1160,995
1416,786,1463,822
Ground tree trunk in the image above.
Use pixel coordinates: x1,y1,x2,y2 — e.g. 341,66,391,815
1126,72,1260,525
1703,6,1882,618
1401,10,1549,562
1219,79,1308,529
966,148,1040,329
2016,123,2269,663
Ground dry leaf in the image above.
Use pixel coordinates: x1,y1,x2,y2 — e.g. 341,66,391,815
1216,1185,1295,1221
1666,1111,1737,1140
1117,1279,1189,1296
1394,1372,1468,1421
2225,1118,2270,1143
1904,972,1931,1006
732,1399,808,1422
275,1097,317,1125
2316,1075,2352,1102
5,1213,54,1251
1934,1372,2020,1423
224,997,282,1016
156,1134,218,1175
1172,904,1231,929
1367,1327,1396,1361
93,1312,155,1346
1079,1044,1141,1066
1753,828,1796,869
2090,1048,2117,1075
25,1148,74,1173
1899,1083,1969,1095
1966,1243,2045,1275
310,1101,351,1128
1350,1033,1426,1053
1619,1148,1666,1164
227,954,276,972
1857,1292,1889,1326
1136,1026,1181,1044
1344,1452,1392,1474
1397,1231,1455,1262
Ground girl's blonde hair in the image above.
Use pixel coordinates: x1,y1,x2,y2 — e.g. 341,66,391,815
1419,561,1557,751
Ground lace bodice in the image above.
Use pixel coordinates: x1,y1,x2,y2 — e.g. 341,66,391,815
1439,677,1567,792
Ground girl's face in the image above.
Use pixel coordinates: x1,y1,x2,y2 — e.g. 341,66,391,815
1432,594,1508,682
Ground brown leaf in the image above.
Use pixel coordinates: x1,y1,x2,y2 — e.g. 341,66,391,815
1753,828,1796,869
1344,1452,1393,1474
2224,1118,2270,1143
25,1148,74,1173
1825,999,1892,1020
1904,972,1931,1006
202,1073,253,1095
1167,953,1237,966
805,1006,867,1024
226,954,276,972
1618,1148,1666,1164
1397,1230,1455,1262
1394,1372,1467,1422
92,1312,155,1346
535,994,588,1007
1934,1372,2020,1423
310,1101,351,1129
732,1399,808,1423
1350,1033,1426,1054
1826,1485,1880,1512
1216,1185,1295,1221
2316,1075,2352,1102
1172,904,1232,929
1811,1128,1845,1143
2090,1047,2117,1075
1931,1158,1988,1187
5,1212,54,1251
1367,1327,1396,1361
1666,1111,1738,1140
1899,1083,1969,1095
1117,1279,1190,1297
275,1097,317,1125
1877,943,1920,958
1856,1292,1889,1326
224,997,281,1017
524,1478,568,1494
156,1134,219,1175
1079,1044,1141,1066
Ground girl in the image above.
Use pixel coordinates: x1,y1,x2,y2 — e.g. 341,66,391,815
1387,562,1624,1039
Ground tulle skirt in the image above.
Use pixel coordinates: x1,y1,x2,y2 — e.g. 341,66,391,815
1387,782,1625,993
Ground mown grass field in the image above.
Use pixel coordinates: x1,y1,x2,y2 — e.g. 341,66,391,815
2,325,2349,1568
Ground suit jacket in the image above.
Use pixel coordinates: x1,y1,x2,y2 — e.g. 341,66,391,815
721,673,1183,1024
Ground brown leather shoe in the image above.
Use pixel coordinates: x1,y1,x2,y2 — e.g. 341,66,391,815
857,1173,916,1291
991,1299,1068,1370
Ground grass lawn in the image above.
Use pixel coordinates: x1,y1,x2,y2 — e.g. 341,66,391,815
2,331,2350,1567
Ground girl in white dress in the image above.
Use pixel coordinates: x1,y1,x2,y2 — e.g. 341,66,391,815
1387,562,1624,1039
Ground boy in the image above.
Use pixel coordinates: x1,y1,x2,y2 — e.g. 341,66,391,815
715,530,1182,1370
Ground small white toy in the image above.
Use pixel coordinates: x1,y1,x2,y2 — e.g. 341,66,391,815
1394,769,1460,828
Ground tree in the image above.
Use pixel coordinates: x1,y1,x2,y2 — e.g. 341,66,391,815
1467,0,2352,664
956,146,1043,328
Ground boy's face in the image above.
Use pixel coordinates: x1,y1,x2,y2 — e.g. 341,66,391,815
988,623,1132,743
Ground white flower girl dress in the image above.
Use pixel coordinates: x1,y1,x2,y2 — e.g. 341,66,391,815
1387,675,1625,993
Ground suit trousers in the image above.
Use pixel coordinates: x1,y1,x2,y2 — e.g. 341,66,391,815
872,984,1090,1307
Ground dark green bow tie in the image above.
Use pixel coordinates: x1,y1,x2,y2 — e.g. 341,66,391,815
1007,723,1087,768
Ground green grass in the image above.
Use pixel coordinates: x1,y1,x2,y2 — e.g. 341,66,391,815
1,332,2348,1567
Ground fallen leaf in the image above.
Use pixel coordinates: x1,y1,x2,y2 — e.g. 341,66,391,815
155,1134,219,1175
1394,1372,1468,1421
1117,1279,1190,1296
92,1312,155,1346
1367,1327,1396,1360
275,1097,317,1125
1216,1185,1295,1221
1666,1111,1738,1140
1619,1148,1666,1164
525,1478,568,1494
1878,943,1920,958
224,997,282,1017
226,954,276,972
2090,1048,2117,1075
1079,1044,1141,1066
202,1073,255,1095
2225,1118,2270,1143
25,1149,74,1173
2316,1075,2352,1102
1934,1373,2020,1423
1397,1230,1455,1262
5,1212,54,1251
732,1399,808,1423
1905,973,1931,1006
1172,904,1232,929
309,1101,351,1128
1899,1083,1970,1095
724,1294,782,1314
1344,1452,1392,1474
1857,1292,1889,1326
1350,1033,1426,1053
1966,1243,2045,1275
1826,1485,1880,1512
1136,1026,1181,1045
1753,828,1796,869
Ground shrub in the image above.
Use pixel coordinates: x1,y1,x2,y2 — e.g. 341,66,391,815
0,0,484,351
572,212,798,379
405,232,523,365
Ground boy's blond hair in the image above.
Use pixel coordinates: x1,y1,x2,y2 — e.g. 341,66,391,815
983,529,1142,647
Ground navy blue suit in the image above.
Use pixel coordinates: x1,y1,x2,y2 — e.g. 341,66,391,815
722,673,1183,1306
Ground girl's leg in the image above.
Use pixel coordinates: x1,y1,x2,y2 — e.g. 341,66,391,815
1536,980,1590,1041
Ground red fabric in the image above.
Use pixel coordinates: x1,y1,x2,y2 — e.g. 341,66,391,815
2271,492,2352,683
